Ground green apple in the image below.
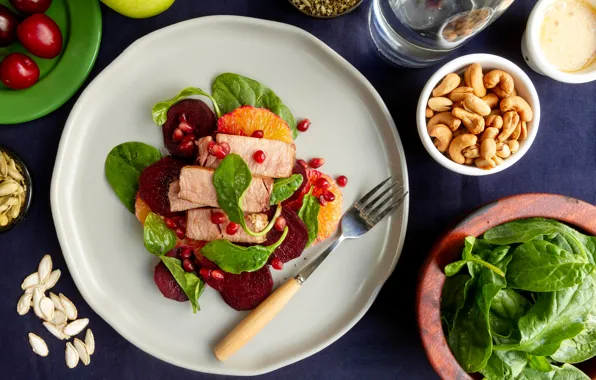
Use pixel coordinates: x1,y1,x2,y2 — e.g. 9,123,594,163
101,0,176,19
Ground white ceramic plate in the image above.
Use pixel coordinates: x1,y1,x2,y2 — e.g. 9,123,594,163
51,16,409,376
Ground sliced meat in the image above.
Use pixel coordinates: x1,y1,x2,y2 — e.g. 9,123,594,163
186,208,268,244
198,134,296,178
178,166,273,213
195,136,213,166
168,181,201,212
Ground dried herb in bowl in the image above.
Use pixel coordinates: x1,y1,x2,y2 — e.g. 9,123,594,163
289,0,362,18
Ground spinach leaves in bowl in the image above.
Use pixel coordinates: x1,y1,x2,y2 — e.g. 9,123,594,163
441,218,596,379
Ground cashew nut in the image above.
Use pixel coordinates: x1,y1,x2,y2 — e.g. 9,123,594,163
448,86,474,102
428,112,462,131
483,70,515,97
508,140,520,153
497,111,520,142
428,124,453,153
480,139,497,160
464,157,475,165
428,97,453,112
509,120,522,141
481,93,499,109
453,128,466,137
426,107,434,119
489,109,502,116
452,107,485,135
475,157,496,170
464,63,486,97
485,114,503,130
433,73,461,97
449,134,478,164
500,96,533,122
496,143,511,158
462,144,480,158
519,121,528,141
493,156,504,166
481,127,500,142
463,94,491,116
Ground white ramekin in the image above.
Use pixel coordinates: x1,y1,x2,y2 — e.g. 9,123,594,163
417,54,541,176
521,0,596,83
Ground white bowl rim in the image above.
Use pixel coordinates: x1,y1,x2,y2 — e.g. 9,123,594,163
416,53,541,176
525,0,596,84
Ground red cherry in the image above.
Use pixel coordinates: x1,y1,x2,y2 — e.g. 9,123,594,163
226,222,239,235
0,5,19,47
253,150,266,164
179,247,193,260
17,13,63,59
0,53,39,90
336,175,348,187
210,212,226,224
211,269,225,281
199,268,211,279
315,178,330,190
274,216,287,232
271,257,283,270
251,130,264,138
309,158,325,168
9,0,52,14
182,259,195,272
297,118,311,132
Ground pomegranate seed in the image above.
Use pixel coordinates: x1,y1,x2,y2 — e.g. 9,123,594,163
271,257,283,270
179,247,193,260
175,228,186,239
211,212,226,224
211,269,225,281
199,268,211,279
209,143,229,159
297,159,308,168
179,140,195,155
177,218,186,229
178,121,194,134
226,222,239,235
315,178,330,190
172,128,184,142
336,175,348,187
251,130,264,138
274,216,287,232
309,158,325,168
178,113,187,123
323,190,336,202
182,134,194,142
182,259,195,272
318,195,328,206
253,150,266,164
164,217,177,230
220,142,231,154
297,118,311,132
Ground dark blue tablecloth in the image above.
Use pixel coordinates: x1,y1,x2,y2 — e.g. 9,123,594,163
1,0,595,379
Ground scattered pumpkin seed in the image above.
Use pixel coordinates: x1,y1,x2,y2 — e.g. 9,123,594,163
65,342,79,368
28,333,49,357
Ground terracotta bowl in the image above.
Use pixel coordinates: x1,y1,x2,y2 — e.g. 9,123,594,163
416,193,596,379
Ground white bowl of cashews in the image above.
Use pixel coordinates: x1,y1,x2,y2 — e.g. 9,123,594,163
417,54,541,176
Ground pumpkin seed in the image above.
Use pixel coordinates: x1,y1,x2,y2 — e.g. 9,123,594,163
65,342,79,368
9,197,20,218
43,321,65,340
0,153,6,178
28,333,49,357
17,293,33,315
63,318,89,336
21,272,39,289
38,255,52,282
42,270,61,291
0,182,18,196
7,166,23,181
0,213,7,227
52,310,67,325
40,297,55,321
32,288,45,320
59,293,77,320
85,329,95,355
49,292,65,313
74,338,91,365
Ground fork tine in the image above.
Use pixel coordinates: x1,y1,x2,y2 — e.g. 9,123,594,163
360,181,400,213
363,185,404,217
370,191,408,225
354,177,392,208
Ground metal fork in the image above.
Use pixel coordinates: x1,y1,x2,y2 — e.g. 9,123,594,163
214,177,408,361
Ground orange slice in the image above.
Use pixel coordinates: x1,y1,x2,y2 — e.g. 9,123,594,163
135,195,152,224
217,106,294,144
309,171,343,244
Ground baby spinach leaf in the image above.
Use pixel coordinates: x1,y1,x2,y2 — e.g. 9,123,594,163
480,350,527,380
144,213,177,256
445,260,468,277
201,227,288,274
490,288,531,339
441,274,471,331
213,154,280,237
152,87,221,125
483,218,561,245
105,142,162,213
160,256,205,313
506,241,594,292
212,73,298,138
298,188,320,247
445,237,506,278
516,363,590,380
270,174,303,205
527,355,553,372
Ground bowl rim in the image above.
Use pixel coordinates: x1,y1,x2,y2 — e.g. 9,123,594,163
416,53,541,176
416,193,596,379
525,0,596,84
0,145,33,233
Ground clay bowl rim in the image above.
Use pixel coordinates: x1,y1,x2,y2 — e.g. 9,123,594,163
416,193,596,379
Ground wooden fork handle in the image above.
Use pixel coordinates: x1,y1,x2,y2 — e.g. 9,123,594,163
214,277,302,361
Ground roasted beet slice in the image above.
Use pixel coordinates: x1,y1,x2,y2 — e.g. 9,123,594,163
154,261,188,302
163,99,217,159
138,156,186,215
266,207,308,263
214,266,273,311
282,162,308,206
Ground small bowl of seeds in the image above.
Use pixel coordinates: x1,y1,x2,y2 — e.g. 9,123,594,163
289,0,363,18
0,145,32,232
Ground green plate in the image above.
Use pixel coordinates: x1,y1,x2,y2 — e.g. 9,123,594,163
0,0,102,124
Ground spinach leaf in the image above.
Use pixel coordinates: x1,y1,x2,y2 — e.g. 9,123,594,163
201,227,288,274
270,174,303,205
516,364,590,380
480,350,527,380
105,142,162,213
445,237,506,278
483,218,561,245
527,355,553,372
212,73,298,138
160,256,205,313
490,288,531,339
213,154,279,237
144,213,177,256
152,87,221,125
297,188,320,247
441,274,471,331
506,241,594,292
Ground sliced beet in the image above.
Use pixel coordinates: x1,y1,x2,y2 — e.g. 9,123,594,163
154,261,188,302
163,99,217,159
282,161,308,206
138,156,186,215
213,266,273,311
266,207,308,263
